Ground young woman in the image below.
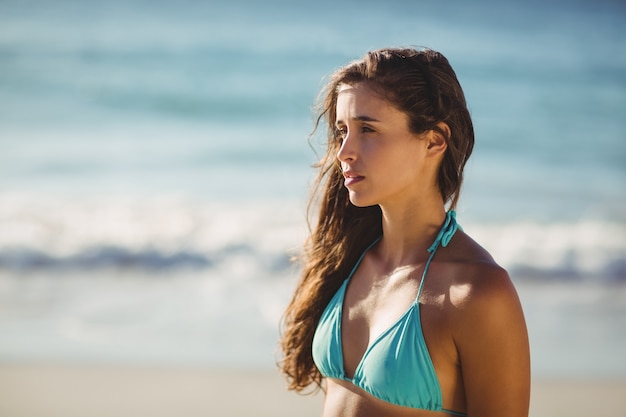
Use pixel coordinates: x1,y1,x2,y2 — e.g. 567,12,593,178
280,47,530,417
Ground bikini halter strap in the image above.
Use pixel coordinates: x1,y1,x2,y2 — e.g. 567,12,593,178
418,210,461,297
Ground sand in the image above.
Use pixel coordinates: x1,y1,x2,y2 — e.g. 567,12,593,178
0,363,624,417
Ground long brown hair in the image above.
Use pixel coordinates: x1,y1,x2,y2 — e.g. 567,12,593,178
278,47,474,391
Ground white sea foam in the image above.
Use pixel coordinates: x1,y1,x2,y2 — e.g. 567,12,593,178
0,193,307,271
0,194,623,280
466,220,626,281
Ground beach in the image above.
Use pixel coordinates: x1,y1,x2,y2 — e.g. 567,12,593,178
1,1,625,416
0,363,624,417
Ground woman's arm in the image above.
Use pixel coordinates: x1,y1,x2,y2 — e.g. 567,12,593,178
454,265,531,417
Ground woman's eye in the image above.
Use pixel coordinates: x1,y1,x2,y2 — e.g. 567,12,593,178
334,125,373,140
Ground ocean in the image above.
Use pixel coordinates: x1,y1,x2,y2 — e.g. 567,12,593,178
0,0,625,377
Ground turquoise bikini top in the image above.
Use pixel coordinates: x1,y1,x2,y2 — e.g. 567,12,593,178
312,211,466,416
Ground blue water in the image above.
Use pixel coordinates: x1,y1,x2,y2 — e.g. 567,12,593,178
0,0,625,376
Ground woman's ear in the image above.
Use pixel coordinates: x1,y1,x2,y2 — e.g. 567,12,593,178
427,122,450,156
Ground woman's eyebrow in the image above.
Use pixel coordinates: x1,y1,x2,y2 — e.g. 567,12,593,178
336,115,381,125
354,115,380,122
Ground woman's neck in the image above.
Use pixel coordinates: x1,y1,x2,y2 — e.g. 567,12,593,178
377,196,447,269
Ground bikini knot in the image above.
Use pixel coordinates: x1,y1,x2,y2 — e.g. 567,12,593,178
427,210,460,253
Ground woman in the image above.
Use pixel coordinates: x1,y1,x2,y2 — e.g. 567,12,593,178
280,47,530,417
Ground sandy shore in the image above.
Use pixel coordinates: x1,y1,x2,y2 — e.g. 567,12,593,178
0,363,624,417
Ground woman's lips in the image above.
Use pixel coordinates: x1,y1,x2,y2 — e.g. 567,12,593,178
343,171,365,186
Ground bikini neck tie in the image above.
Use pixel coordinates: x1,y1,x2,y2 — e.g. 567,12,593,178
427,210,461,253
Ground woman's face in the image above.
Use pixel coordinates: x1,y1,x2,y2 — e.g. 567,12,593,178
335,82,432,208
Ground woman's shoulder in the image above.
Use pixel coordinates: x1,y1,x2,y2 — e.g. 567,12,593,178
440,229,518,310
446,227,492,259
440,231,531,416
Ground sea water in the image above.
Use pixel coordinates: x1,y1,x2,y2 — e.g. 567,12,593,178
0,0,625,377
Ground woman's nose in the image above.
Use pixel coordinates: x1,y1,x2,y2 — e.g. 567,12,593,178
336,132,356,163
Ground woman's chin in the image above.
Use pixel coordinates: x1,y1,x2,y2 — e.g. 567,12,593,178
348,193,376,208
